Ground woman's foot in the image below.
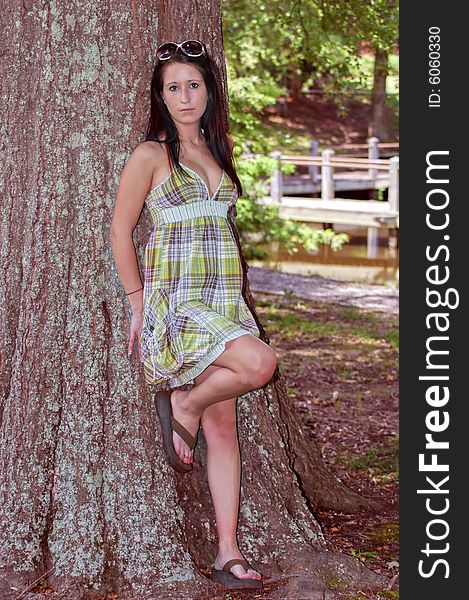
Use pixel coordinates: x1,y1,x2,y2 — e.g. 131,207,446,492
214,547,262,580
170,389,200,465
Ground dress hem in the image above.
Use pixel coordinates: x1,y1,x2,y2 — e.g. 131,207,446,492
167,329,258,388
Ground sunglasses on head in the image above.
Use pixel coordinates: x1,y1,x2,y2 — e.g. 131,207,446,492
156,39,206,61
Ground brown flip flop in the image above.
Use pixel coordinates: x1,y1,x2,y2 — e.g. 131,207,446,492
154,390,198,473
210,558,263,590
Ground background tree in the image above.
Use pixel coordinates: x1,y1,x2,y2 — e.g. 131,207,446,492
1,1,387,597
222,0,399,141
320,0,399,141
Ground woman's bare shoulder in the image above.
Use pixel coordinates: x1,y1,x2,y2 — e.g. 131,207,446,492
132,139,166,166
126,140,170,189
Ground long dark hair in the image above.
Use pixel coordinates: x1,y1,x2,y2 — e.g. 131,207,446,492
144,48,243,197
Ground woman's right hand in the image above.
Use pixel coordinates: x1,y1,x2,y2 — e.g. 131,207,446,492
128,311,144,361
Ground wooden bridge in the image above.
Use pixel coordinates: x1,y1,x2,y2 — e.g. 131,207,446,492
279,137,399,195
266,139,399,259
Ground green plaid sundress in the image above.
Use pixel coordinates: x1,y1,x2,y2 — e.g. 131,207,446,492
140,162,260,390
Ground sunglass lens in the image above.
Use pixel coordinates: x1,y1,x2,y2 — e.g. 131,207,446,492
157,42,178,60
181,40,204,56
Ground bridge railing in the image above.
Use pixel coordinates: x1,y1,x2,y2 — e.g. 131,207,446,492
270,150,399,212
290,136,398,183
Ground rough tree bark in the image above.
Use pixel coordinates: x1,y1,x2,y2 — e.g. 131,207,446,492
1,1,385,598
368,48,390,141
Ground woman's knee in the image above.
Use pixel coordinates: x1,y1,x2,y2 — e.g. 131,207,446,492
220,335,277,389
242,345,277,389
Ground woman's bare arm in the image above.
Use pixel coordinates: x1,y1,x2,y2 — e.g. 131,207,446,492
109,142,159,315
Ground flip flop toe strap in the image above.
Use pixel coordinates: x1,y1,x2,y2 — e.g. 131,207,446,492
171,416,197,449
223,558,250,573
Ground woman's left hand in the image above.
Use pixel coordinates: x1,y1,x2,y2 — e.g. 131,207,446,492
128,311,144,361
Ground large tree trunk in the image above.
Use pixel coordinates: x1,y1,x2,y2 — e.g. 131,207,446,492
0,1,385,598
368,47,390,141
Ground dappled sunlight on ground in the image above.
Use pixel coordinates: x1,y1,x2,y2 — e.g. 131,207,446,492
256,292,399,587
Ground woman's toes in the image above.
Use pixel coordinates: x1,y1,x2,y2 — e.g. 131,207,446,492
244,566,261,579
178,446,190,463
247,568,261,579
230,565,261,580
230,565,248,579
174,440,189,462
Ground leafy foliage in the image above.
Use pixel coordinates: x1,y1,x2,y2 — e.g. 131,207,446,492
223,0,398,101
222,0,398,258
234,156,349,260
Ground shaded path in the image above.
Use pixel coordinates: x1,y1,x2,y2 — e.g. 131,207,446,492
248,267,399,315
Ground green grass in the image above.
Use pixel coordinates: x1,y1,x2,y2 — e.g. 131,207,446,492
259,299,399,350
370,523,400,544
337,306,373,322
336,437,399,483
377,592,399,600
319,572,349,591
344,593,373,600
349,326,399,351
343,591,399,600
351,548,379,562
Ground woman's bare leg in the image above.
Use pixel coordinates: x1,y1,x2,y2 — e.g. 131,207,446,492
170,334,277,465
196,365,261,580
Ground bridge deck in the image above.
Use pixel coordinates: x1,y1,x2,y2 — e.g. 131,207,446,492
267,196,399,228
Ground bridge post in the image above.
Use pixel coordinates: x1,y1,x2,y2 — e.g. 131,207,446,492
309,139,319,184
388,156,400,258
367,227,379,258
388,156,399,212
270,151,283,203
368,136,379,180
321,149,335,200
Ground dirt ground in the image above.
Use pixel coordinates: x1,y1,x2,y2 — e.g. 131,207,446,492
241,91,399,599
263,90,399,147
199,290,399,600
257,291,399,599
254,92,399,597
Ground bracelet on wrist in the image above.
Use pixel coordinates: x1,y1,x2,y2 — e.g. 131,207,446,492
126,285,143,296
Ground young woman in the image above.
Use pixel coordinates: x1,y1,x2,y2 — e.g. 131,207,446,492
110,40,277,590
